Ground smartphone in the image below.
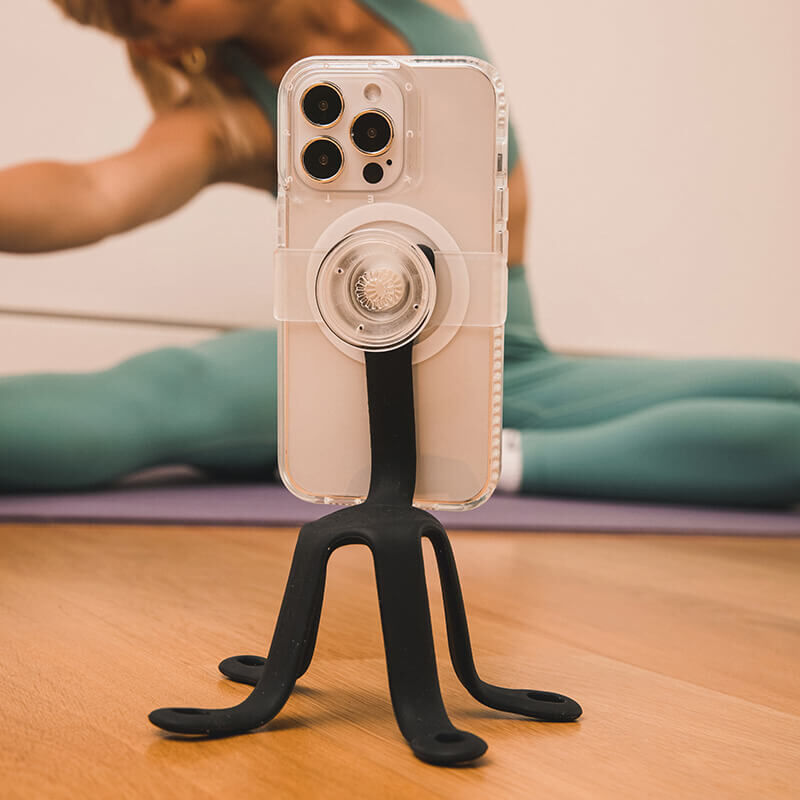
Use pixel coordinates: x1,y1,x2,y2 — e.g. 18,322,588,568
275,56,509,510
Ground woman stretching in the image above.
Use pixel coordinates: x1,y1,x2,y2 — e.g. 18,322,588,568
1,0,798,507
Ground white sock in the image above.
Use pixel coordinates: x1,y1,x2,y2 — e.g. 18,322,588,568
497,428,523,493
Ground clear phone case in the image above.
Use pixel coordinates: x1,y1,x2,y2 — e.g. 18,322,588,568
276,56,509,510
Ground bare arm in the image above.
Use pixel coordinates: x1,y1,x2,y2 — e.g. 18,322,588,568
507,161,527,265
0,99,274,254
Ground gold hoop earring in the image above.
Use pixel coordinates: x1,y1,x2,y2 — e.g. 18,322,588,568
180,46,208,75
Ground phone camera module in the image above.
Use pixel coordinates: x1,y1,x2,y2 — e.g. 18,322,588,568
301,83,344,127
351,110,393,155
363,162,384,184
302,137,344,182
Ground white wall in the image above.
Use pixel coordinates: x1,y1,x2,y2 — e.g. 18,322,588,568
1,0,797,375
472,0,799,361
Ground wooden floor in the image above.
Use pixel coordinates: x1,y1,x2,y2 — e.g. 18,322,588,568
0,523,798,799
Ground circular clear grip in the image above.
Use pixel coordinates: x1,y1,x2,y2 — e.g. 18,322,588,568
315,229,436,351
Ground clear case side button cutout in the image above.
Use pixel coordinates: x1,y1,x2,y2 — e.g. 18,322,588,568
496,185,506,224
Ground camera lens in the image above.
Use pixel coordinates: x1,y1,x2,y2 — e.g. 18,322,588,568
363,162,384,184
351,110,393,155
302,137,344,182
301,83,343,127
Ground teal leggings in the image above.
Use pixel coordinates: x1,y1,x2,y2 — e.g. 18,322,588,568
1,267,798,507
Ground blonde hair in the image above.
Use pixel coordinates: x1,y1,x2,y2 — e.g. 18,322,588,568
50,0,255,159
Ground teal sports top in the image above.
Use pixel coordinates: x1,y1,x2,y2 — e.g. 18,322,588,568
218,0,519,186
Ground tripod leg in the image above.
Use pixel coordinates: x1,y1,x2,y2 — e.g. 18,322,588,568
424,523,582,722
149,522,334,735
218,571,326,686
370,522,487,765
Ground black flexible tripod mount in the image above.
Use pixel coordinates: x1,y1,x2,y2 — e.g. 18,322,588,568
149,252,582,765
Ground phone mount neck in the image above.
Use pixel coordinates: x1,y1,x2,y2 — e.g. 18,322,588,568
148,249,581,766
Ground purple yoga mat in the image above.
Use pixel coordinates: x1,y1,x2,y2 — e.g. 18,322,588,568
0,467,797,535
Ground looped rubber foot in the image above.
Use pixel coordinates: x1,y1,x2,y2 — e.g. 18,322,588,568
518,690,582,721
148,707,215,736
497,688,582,721
219,655,266,686
410,730,488,766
